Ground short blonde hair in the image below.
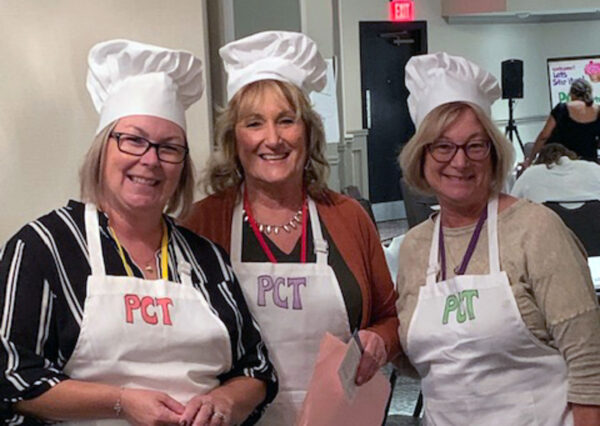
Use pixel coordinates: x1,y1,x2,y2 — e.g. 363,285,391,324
79,120,195,218
203,79,329,201
399,102,514,196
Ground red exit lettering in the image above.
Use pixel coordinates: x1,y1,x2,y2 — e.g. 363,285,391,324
389,0,414,22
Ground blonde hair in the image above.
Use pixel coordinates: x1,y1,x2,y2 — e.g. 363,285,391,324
399,102,514,195
79,120,195,218
203,79,329,201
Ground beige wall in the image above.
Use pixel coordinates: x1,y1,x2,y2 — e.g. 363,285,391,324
300,0,335,58
0,0,211,243
233,0,301,38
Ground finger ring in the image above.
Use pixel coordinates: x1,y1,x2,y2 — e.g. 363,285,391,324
214,411,226,420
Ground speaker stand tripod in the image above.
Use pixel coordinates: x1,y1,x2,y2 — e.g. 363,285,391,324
505,98,525,155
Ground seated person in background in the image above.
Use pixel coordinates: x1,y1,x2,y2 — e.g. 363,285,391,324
511,143,600,203
523,78,600,167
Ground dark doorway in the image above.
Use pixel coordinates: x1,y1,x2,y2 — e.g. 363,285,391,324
359,21,427,205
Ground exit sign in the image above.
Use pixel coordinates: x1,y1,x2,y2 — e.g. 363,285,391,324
389,0,414,22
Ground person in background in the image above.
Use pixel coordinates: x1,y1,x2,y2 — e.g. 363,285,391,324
0,39,276,426
396,52,600,425
183,31,399,425
524,78,600,166
511,143,600,203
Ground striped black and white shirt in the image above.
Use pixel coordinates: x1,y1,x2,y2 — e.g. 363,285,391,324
0,200,277,425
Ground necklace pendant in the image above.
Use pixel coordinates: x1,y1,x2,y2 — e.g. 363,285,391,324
282,224,290,233
259,224,264,233
144,264,154,273
265,225,271,234
273,226,280,235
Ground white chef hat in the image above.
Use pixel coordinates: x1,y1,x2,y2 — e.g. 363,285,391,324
220,30,327,101
405,52,501,128
87,39,204,134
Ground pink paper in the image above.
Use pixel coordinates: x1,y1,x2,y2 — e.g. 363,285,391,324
296,333,391,426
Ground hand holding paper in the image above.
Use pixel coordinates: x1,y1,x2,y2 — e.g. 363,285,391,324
355,329,387,385
296,333,391,426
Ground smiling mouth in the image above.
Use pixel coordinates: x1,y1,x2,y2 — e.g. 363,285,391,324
128,175,159,186
444,175,474,181
259,153,289,161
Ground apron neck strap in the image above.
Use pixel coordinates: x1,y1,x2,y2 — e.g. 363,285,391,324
487,196,500,274
85,203,106,277
307,198,328,265
427,214,442,285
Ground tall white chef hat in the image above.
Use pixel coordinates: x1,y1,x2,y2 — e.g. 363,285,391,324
87,39,204,134
405,52,501,128
220,30,327,101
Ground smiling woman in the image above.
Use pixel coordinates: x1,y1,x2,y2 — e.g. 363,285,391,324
101,116,188,220
395,52,600,425
183,31,400,426
0,39,277,426
234,84,307,194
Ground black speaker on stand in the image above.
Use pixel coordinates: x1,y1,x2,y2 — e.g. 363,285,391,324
502,59,525,155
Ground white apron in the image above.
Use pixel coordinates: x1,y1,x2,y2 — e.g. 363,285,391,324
231,197,352,426
62,204,232,426
405,197,573,426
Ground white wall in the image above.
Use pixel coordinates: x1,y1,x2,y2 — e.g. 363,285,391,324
0,0,211,243
336,0,600,158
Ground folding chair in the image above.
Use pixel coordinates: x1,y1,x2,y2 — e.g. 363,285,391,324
543,200,600,256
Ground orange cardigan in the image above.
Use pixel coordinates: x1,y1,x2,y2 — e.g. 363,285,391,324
183,187,400,361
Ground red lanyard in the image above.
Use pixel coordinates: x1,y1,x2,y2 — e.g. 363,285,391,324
243,191,308,264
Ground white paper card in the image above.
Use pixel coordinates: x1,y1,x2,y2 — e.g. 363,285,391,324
337,338,361,401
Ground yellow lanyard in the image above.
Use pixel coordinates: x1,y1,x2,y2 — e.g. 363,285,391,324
109,220,169,280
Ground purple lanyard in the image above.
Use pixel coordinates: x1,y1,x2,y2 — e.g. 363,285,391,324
438,206,488,281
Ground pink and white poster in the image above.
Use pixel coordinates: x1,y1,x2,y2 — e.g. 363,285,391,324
547,55,600,106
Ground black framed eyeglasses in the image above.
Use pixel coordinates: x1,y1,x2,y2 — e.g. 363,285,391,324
110,132,188,164
427,139,492,163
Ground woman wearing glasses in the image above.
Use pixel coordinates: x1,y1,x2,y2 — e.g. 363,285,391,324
0,39,276,426
396,52,600,425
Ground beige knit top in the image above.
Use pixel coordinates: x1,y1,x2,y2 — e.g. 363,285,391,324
396,199,600,405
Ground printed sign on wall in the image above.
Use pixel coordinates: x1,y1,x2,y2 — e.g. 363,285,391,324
547,55,600,106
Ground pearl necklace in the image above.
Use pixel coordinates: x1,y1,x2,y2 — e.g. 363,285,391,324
243,207,303,235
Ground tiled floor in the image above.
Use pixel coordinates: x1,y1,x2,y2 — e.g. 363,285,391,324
383,366,422,424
